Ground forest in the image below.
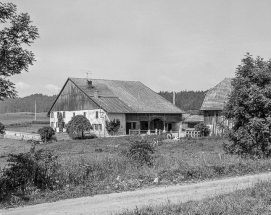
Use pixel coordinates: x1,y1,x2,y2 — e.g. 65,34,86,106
0,91,206,114
0,94,57,113
158,91,206,111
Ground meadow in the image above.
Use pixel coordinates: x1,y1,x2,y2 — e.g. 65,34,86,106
0,112,49,125
2,135,271,208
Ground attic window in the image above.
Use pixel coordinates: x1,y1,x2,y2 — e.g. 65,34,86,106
50,112,54,118
96,111,99,119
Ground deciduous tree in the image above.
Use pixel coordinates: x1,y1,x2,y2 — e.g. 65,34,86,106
0,2,39,100
224,53,271,158
66,115,92,139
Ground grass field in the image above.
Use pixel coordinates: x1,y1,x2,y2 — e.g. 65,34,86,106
1,136,271,208
0,112,49,125
118,181,271,215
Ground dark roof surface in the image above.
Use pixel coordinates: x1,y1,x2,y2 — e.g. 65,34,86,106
70,78,184,114
200,78,232,111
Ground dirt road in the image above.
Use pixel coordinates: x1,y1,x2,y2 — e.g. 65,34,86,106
2,172,271,215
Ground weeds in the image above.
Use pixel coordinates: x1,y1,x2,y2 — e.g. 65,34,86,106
2,136,271,208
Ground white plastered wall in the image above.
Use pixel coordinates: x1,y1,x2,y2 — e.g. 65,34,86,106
50,109,109,137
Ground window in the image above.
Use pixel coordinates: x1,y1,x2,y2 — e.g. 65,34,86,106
84,112,86,117
63,112,66,118
132,122,136,129
99,124,102,131
96,111,99,119
94,124,98,130
56,122,58,128
51,112,54,118
57,112,59,118
51,122,54,127
73,112,75,117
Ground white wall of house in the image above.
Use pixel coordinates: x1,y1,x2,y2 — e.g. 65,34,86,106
50,109,109,137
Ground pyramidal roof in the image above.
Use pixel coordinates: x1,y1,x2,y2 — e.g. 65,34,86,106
68,78,184,114
200,78,232,111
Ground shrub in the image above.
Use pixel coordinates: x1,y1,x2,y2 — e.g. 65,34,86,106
0,122,5,134
106,119,120,135
0,149,60,202
127,139,155,167
37,126,55,142
195,122,210,137
66,115,92,139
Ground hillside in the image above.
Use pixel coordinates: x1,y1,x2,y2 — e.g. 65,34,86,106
0,94,57,113
158,91,206,111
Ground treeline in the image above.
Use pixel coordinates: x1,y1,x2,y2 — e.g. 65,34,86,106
0,91,205,113
158,90,206,111
0,94,57,113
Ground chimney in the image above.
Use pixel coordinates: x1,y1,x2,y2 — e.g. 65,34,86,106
87,80,92,88
173,91,176,105
94,89,98,98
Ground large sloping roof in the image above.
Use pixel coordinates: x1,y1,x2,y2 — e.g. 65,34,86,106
200,78,232,111
69,78,184,114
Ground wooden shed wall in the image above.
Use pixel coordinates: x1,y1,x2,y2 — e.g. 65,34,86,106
203,110,223,125
51,80,100,111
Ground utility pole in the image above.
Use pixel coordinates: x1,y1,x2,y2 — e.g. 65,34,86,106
34,101,37,121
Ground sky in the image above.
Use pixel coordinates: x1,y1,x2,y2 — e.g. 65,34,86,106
3,0,271,97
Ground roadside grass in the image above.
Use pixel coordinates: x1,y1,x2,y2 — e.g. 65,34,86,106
2,136,271,208
0,112,49,124
118,181,271,215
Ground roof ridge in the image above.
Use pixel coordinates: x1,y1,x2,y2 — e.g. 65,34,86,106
69,77,141,83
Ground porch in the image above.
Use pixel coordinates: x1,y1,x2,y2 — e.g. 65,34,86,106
125,113,182,135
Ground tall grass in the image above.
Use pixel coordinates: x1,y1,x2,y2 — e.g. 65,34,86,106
2,136,271,207
118,181,271,215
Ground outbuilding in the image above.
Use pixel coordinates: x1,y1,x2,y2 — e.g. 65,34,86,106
200,78,232,135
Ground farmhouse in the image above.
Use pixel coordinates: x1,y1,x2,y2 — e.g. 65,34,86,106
200,78,232,135
48,78,184,137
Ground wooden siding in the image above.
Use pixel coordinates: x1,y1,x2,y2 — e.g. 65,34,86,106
203,110,232,135
203,110,223,125
51,80,100,112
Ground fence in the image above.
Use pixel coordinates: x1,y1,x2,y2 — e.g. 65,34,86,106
4,131,41,141
129,129,201,138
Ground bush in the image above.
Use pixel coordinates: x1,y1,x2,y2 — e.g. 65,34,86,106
66,115,92,139
106,119,120,135
0,122,5,134
37,126,55,142
195,122,210,136
0,149,60,202
127,139,155,167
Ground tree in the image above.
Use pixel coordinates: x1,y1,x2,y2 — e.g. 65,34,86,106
66,115,92,139
37,126,55,142
223,53,271,158
195,122,210,137
0,3,39,100
0,122,5,134
106,119,120,135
